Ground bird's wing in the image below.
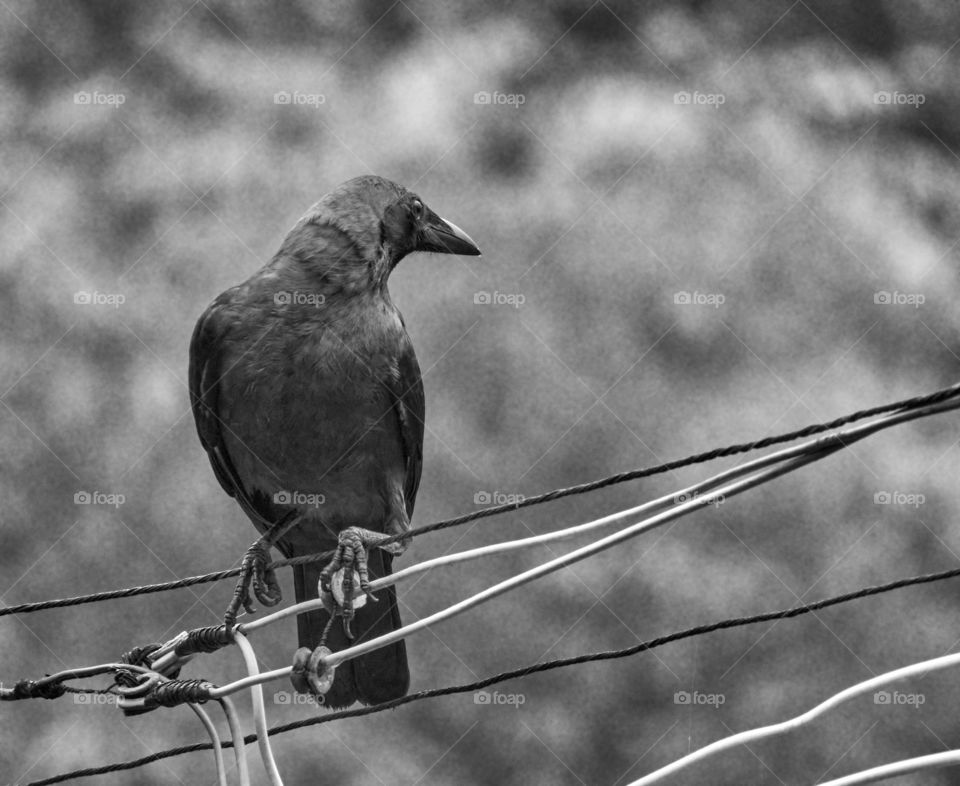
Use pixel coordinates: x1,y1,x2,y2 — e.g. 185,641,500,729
189,291,273,527
393,333,425,518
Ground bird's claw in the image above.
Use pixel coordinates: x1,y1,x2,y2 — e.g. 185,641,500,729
320,527,391,639
224,541,283,627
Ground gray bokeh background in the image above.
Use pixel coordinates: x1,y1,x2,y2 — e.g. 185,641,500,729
2,2,960,784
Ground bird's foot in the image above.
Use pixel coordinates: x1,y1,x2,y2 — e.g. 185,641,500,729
320,527,393,639
223,540,282,627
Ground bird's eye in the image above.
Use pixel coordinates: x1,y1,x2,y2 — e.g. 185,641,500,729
411,199,424,220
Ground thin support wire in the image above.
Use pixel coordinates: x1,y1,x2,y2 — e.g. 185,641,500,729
3,382,957,621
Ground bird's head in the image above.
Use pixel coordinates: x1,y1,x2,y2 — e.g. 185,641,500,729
277,175,480,293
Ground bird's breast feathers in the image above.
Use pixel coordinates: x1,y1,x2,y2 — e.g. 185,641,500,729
216,293,409,523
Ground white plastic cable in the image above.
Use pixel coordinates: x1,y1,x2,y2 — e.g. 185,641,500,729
213,398,960,699
114,663,227,786
211,447,836,697
819,750,960,785
232,629,283,786
187,702,227,786
218,697,250,786
18,662,230,786
12,393,960,786
240,396,960,637
627,651,960,785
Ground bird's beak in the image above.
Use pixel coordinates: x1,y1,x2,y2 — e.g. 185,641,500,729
418,210,482,256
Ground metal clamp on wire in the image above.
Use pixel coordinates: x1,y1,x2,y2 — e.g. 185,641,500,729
118,628,229,715
321,568,369,613
289,647,312,694
115,670,164,715
321,566,371,640
289,645,335,699
118,642,183,715
148,678,215,708
0,677,67,701
147,631,192,676
149,625,233,675
117,644,171,687
118,678,216,712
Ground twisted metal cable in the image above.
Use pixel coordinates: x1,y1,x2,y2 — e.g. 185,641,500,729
4,381,958,619
24,563,960,785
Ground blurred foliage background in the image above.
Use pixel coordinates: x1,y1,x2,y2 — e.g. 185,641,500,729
2,1,960,784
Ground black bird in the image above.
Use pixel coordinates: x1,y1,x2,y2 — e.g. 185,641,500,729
189,175,481,707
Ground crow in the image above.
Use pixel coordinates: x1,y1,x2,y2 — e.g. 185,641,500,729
189,175,480,707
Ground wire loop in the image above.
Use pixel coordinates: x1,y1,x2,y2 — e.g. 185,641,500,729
306,646,335,698
289,648,312,695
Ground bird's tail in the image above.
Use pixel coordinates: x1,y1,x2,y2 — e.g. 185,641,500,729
293,549,409,709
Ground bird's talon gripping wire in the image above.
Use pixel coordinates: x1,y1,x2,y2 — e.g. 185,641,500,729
251,556,282,607
223,513,300,627
224,542,281,627
319,527,389,638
